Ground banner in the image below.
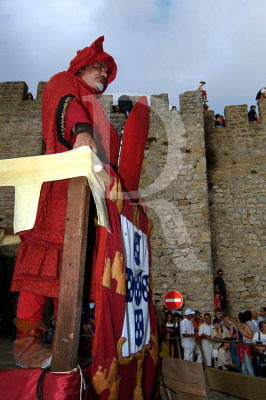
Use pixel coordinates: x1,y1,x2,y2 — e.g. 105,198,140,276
89,171,158,400
120,214,151,357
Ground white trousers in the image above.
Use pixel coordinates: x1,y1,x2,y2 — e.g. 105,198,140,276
182,338,195,361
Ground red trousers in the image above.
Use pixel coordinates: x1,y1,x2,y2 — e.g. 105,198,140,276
17,290,58,324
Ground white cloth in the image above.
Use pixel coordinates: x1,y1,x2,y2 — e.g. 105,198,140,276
166,323,174,328
199,323,214,366
180,318,194,337
120,215,150,357
195,84,202,91
253,331,266,344
252,319,259,330
218,348,232,369
0,146,109,233
247,320,259,334
180,318,195,361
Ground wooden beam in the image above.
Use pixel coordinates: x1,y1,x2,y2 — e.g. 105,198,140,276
0,234,20,246
51,177,90,372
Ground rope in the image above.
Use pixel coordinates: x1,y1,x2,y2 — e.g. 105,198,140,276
37,365,91,400
159,380,176,395
36,368,50,400
165,336,266,348
78,365,88,400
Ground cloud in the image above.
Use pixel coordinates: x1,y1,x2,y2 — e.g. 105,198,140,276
1,0,266,114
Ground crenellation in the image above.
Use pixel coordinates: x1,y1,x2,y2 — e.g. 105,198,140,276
150,93,169,112
179,90,202,114
36,82,47,100
257,98,266,124
109,113,125,135
0,82,28,102
224,104,249,127
203,110,215,130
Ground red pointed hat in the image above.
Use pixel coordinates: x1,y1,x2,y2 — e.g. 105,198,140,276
68,36,117,86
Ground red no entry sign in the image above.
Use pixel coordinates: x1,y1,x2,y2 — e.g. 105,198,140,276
164,290,183,310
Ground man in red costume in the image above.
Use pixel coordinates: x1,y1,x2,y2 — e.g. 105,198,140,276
11,36,120,368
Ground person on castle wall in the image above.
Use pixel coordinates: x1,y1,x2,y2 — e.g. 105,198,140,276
196,81,208,102
170,106,177,112
220,115,225,126
26,92,33,100
248,105,261,123
112,105,120,113
214,269,228,310
256,87,266,101
203,103,209,111
214,293,222,311
215,114,224,127
11,36,120,369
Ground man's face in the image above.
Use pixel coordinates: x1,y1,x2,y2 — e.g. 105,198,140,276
194,313,201,321
186,314,193,320
251,310,258,320
217,271,223,278
215,310,222,319
224,342,230,351
214,322,220,330
78,61,109,92
204,315,211,325
260,307,265,317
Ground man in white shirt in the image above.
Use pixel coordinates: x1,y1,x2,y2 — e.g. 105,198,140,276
180,309,196,361
251,310,259,331
258,307,266,324
199,313,214,366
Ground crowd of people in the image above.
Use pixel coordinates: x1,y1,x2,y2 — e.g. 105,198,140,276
160,270,265,377
160,306,266,378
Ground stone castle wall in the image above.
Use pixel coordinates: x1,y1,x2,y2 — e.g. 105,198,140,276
204,101,265,320
0,81,265,319
0,82,43,256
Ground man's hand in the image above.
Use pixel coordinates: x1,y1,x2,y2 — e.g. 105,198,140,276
73,132,97,153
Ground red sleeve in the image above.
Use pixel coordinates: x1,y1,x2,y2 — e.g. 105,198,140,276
64,99,91,147
56,96,92,149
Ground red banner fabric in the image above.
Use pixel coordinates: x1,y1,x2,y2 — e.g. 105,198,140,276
88,168,158,399
0,171,158,400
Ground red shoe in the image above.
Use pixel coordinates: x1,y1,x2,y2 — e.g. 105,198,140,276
14,327,52,369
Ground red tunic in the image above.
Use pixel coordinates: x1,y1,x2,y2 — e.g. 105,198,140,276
11,37,119,297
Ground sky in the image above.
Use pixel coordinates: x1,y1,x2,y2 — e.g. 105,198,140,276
1,0,266,115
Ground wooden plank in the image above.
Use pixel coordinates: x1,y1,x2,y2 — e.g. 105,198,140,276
162,358,208,399
205,367,266,400
0,234,20,246
51,177,90,372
